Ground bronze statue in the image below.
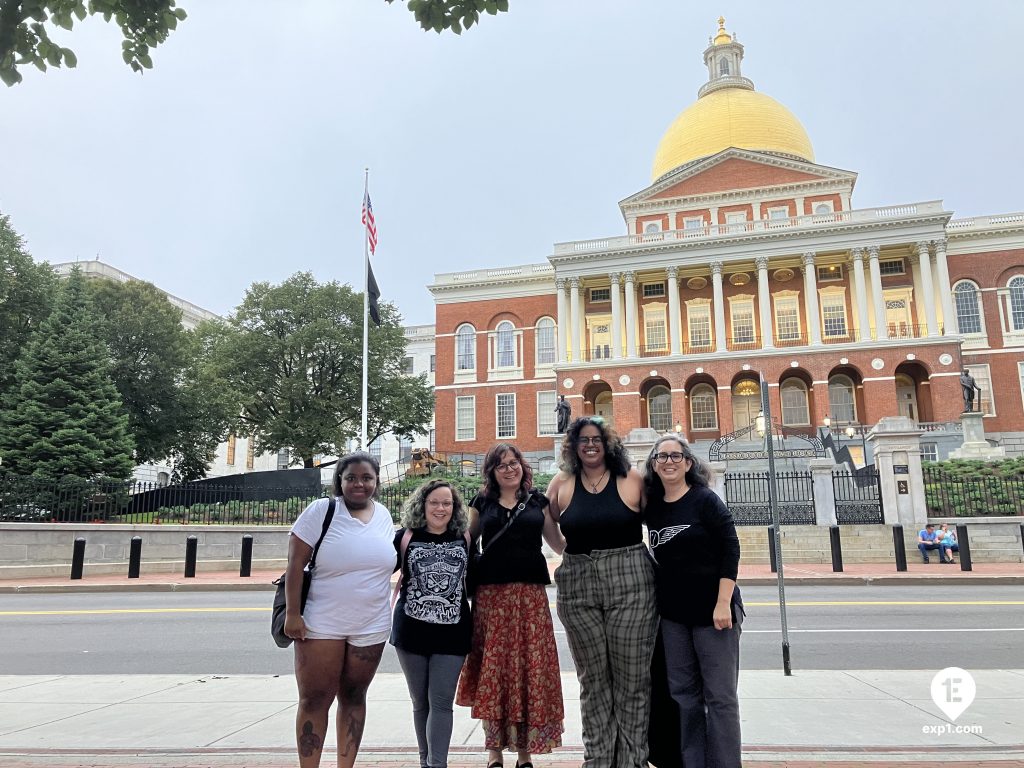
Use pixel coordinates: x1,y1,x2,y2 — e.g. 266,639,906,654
960,368,982,412
555,395,572,433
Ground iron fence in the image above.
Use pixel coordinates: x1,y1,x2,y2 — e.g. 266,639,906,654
923,467,1024,517
724,471,815,525
833,469,883,524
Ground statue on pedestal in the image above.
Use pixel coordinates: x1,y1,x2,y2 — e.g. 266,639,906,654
960,369,982,413
555,395,572,434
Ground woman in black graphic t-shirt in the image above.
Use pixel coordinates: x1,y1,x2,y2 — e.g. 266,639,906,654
391,479,473,768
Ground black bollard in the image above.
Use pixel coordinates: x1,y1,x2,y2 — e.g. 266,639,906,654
128,536,142,578
956,524,972,572
1020,524,1023,558
829,525,844,573
70,538,86,580
767,525,778,573
892,524,907,572
240,534,253,577
184,536,198,578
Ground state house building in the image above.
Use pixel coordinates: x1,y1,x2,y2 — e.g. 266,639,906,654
428,20,1024,461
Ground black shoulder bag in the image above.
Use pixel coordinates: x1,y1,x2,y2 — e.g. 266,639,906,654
270,496,336,648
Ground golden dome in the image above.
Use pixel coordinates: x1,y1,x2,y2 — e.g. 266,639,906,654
713,16,732,45
651,87,814,180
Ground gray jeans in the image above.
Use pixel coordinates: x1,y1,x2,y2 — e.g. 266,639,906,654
660,616,742,768
395,648,466,768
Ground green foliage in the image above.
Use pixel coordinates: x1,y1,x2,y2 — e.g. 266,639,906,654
922,459,1024,517
0,213,56,397
0,0,186,85
390,0,509,34
208,272,434,468
378,469,553,522
0,268,135,482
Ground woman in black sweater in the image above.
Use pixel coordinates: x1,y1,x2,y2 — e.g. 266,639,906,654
643,436,743,768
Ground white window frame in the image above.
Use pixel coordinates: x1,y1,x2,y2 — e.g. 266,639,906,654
773,290,802,342
585,314,613,360
643,303,668,351
1001,276,1024,339
487,321,523,381
455,396,476,441
495,393,516,439
728,294,757,345
683,215,705,231
953,279,988,349
819,288,850,339
780,378,811,426
643,220,663,234
968,363,995,416
647,385,672,433
689,384,718,431
455,324,476,380
642,282,666,298
686,299,713,350
879,258,906,276
812,201,835,215
589,287,611,303
818,264,844,282
725,211,748,233
828,374,857,425
535,317,556,368
921,442,938,463
537,390,558,436
401,356,415,375
767,205,790,220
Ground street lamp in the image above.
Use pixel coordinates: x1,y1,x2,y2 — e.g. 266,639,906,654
818,414,832,441
674,422,683,434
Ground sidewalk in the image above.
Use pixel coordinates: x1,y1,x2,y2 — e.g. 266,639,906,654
2,560,1023,593
0,670,1021,766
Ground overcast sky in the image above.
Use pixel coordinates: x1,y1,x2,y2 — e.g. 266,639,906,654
3,1,1022,325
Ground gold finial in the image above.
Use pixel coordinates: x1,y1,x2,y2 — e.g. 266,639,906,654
713,16,732,45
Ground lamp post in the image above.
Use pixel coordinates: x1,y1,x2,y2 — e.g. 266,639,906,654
759,372,792,675
674,422,683,435
818,414,832,441
845,424,868,465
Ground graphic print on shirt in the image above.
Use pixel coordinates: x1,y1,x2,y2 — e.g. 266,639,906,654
649,524,691,549
404,541,467,625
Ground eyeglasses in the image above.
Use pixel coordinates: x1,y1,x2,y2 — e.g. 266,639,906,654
576,436,603,446
654,452,685,464
496,461,521,472
427,499,453,508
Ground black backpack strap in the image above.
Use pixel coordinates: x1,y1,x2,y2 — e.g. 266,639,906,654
308,496,337,572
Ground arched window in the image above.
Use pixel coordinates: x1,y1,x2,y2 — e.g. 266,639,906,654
689,384,718,430
496,321,515,368
648,385,672,433
954,281,983,334
814,203,832,215
719,57,730,76
780,378,810,426
535,317,556,366
828,375,857,424
456,324,476,370
1009,276,1024,332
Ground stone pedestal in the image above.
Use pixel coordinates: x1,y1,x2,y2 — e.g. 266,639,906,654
622,427,661,468
809,458,838,526
709,461,727,503
950,411,1006,460
866,416,926,528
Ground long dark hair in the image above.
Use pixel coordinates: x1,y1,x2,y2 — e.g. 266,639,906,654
559,416,631,477
331,451,381,498
481,443,534,501
643,435,712,501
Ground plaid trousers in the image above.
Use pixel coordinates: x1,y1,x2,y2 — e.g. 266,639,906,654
556,543,658,768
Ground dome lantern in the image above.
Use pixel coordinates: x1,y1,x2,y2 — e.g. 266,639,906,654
700,16,753,98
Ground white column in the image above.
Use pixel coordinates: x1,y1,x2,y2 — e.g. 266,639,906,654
851,248,870,341
711,261,727,352
933,238,954,334
803,251,822,345
709,206,720,233
794,196,806,218
623,271,638,357
568,277,582,362
610,272,623,358
916,241,939,337
867,245,888,340
839,191,851,211
555,278,568,363
755,256,773,348
667,266,681,355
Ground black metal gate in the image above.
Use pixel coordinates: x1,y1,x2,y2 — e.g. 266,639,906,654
724,471,815,525
832,470,883,524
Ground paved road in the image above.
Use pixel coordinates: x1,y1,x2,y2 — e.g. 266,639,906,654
1,585,1022,675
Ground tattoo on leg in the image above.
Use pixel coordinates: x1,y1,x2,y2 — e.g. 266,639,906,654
298,720,322,757
339,709,365,757
350,644,382,663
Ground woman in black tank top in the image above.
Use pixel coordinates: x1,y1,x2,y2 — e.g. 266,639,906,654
547,417,658,768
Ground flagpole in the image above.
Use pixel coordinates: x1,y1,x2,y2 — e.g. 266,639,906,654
360,168,370,450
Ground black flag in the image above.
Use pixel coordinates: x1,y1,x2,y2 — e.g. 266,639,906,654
367,259,381,326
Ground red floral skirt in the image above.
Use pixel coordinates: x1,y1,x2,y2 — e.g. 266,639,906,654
456,582,564,753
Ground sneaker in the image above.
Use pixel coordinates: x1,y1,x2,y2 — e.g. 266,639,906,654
923,556,930,563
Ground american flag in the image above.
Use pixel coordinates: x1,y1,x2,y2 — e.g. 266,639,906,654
362,191,377,255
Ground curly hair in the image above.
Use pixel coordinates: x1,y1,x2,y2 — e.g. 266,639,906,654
559,416,631,477
401,479,469,536
331,451,381,498
480,443,534,501
642,435,712,501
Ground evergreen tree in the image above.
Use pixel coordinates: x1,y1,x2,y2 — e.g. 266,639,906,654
0,268,135,482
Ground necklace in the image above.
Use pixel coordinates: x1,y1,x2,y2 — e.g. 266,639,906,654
583,469,609,493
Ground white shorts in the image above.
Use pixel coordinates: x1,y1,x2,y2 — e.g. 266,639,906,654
303,628,390,646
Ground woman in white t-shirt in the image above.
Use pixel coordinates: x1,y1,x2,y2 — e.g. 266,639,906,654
283,452,396,768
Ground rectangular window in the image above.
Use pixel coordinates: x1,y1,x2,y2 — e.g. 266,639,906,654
774,296,801,341
645,314,667,351
457,330,475,370
456,396,476,441
590,288,611,302
688,305,712,349
879,259,906,276
368,438,382,461
921,442,938,463
643,282,666,298
401,356,415,375
429,354,436,372
969,364,995,416
767,206,790,220
226,435,236,465
683,216,705,230
821,294,849,338
730,300,755,344
246,437,255,469
277,448,291,471
496,393,516,439
399,435,413,462
818,264,844,282
429,428,436,452
537,390,558,436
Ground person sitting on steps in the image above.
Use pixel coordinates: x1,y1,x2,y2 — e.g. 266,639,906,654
917,523,943,564
938,522,959,564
